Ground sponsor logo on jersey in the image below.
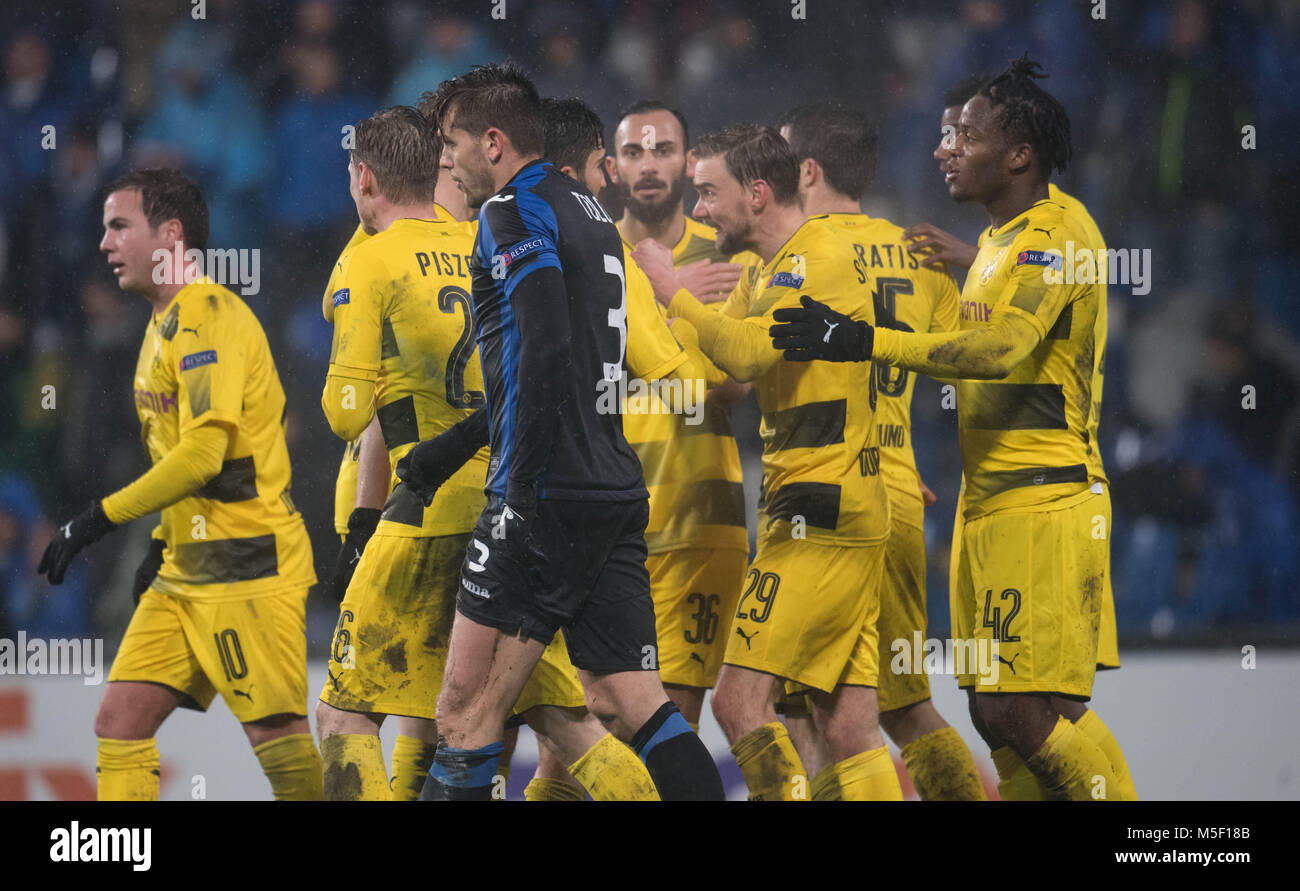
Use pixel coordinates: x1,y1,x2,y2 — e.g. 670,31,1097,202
331,287,350,307
134,388,178,413
1016,249,1063,270
179,350,217,371
768,271,805,288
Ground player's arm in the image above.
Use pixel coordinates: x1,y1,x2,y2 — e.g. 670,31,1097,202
633,239,778,382
333,415,388,601
41,299,241,583
321,250,384,441
774,246,1067,379
395,407,488,506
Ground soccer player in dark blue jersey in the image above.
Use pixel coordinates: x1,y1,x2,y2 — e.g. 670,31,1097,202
406,63,723,801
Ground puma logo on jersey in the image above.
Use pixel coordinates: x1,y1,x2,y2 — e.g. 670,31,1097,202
823,320,839,343
181,325,201,337
996,652,1020,675
735,627,758,649
689,652,705,665
232,684,256,702
1032,227,1055,238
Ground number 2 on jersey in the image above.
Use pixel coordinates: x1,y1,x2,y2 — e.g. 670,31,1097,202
438,284,486,409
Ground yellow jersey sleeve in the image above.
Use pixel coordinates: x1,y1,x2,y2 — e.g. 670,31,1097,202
323,223,372,321
624,244,688,383
322,246,387,441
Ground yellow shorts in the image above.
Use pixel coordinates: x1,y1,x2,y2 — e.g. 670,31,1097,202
510,632,587,721
109,585,309,723
876,519,932,712
648,548,747,688
951,488,1110,697
320,532,464,720
951,489,1119,672
725,536,887,694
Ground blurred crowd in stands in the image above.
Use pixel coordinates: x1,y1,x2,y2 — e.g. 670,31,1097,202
2,0,1296,648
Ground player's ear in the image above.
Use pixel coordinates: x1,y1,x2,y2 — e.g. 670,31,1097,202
685,148,698,179
484,127,506,163
1006,141,1033,177
604,155,618,183
801,158,817,189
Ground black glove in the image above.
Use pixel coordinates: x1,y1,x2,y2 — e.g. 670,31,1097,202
770,294,874,362
132,538,167,603
37,501,117,585
332,508,382,601
396,433,466,507
491,495,546,569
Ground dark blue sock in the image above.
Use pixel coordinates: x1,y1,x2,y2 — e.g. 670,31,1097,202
630,702,724,801
420,740,504,801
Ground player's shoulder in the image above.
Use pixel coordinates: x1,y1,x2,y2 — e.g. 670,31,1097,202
792,215,858,265
1049,183,1104,248
169,279,262,347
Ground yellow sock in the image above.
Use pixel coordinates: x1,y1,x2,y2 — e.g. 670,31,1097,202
568,733,659,801
833,746,903,801
524,777,587,801
96,738,160,801
255,732,323,801
1025,716,1118,800
1075,710,1138,800
901,727,987,801
731,722,807,801
319,734,386,801
810,763,841,801
991,746,1045,800
389,735,438,801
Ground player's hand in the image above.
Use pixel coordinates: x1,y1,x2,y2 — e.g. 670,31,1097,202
770,295,874,362
919,479,938,506
903,223,978,270
37,501,116,585
492,498,547,569
395,433,459,507
706,378,752,409
333,508,381,602
675,259,742,304
630,239,680,307
131,538,167,603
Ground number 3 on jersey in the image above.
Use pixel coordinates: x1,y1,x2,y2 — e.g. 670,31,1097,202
602,253,627,382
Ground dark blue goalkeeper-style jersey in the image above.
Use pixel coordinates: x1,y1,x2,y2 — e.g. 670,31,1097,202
471,160,646,503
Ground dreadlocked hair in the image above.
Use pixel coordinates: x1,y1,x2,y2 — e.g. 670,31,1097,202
980,54,1073,178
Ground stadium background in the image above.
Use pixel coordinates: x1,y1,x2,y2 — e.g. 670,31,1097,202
0,0,1297,799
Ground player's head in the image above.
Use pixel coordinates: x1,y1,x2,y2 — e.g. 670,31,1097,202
348,105,440,233
947,55,1072,204
692,124,799,256
426,62,545,208
541,96,609,195
611,100,690,225
778,102,877,202
100,168,208,296
937,72,991,164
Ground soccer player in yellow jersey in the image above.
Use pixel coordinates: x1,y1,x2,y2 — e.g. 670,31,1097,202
774,101,986,800
38,168,321,800
634,125,903,802
904,72,1135,801
609,100,756,728
772,59,1133,800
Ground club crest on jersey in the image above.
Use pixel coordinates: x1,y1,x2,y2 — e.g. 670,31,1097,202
1016,249,1063,270
331,288,350,307
768,271,805,288
180,350,217,371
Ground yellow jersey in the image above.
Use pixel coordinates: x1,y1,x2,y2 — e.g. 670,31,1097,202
618,216,754,554
322,216,488,538
679,216,892,548
326,205,451,532
957,198,1107,519
818,213,960,530
127,278,314,600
